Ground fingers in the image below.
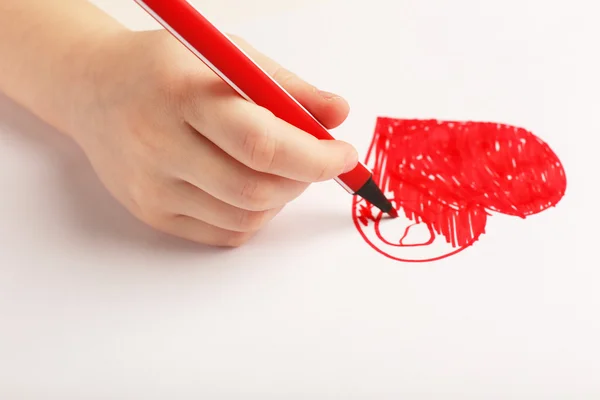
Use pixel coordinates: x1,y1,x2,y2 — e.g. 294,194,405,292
183,98,358,183
173,124,310,211
165,180,284,232
229,34,350,129
160,214,256,247
180,35,358,183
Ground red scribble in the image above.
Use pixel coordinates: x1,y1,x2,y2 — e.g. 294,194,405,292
352,117,567,263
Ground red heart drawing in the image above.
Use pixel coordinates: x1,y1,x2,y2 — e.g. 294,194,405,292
352,117,567,262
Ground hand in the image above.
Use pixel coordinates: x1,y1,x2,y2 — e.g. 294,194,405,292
72,30,358,246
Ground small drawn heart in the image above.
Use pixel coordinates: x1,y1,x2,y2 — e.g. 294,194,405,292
352,117,567,262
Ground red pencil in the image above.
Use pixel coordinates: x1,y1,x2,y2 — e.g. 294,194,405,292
134,0,396,217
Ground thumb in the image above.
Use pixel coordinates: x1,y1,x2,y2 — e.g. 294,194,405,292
228,34,350,129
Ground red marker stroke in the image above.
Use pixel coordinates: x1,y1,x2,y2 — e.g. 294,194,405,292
352,118,567,262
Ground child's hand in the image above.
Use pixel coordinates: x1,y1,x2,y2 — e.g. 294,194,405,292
72,30,358,246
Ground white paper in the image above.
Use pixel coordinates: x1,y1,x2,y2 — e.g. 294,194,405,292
0,0,598,398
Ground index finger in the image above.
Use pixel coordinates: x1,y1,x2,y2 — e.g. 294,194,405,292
185,95,358,182
228,35,351,129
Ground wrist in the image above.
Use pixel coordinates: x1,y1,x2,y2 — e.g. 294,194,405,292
57,28,133,143
0,0,131,143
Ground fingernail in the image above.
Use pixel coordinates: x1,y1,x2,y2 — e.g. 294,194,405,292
342,150,359,173
318,90,341,100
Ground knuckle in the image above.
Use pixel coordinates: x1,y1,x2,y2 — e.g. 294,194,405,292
142,212,169,232
155,74,181,112
128,179,167,226
238,177,270,211
311,160,337,182
236,209,271,232
175,78,206,118
125,120,171,165
138,70,182,120
272,66,297,87
315,163,332,182
242,121,277,172
220,231,253,248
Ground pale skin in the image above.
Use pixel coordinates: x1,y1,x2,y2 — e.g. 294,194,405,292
0,0,359,246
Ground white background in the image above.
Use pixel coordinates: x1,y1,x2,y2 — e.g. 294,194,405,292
1,0,598,398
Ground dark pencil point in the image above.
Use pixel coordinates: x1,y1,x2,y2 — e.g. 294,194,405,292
354,177,397,218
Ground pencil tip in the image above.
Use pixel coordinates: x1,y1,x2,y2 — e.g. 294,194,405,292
354,177,396,217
